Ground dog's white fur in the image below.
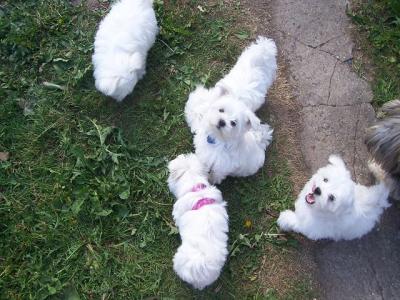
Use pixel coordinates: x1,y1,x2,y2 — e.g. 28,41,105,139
277,155,390,241
167,153,229,290
184,37,276,184
216,36,277,112
92,0,158,101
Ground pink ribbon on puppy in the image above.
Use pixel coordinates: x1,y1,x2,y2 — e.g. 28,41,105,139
192,198,216,210
191,183,207,192
190,183,215,210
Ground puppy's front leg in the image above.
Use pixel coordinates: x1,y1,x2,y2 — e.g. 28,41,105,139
277,210,299,232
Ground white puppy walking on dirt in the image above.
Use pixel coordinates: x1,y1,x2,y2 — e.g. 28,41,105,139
185,37,277,184
277,155,390,241
168,153,229,290
92,0,158,101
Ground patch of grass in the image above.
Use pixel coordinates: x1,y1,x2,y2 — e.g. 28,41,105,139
349,0,400,106
0,0,299,298
259,279,315,300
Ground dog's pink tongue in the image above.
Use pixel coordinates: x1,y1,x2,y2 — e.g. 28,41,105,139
306,193,315,204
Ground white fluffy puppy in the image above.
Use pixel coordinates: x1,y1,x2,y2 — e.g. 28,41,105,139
192,97,273,184
92,0,158,101
184,37,276,184
167,153,229,290
277,155,390,241
185,37,277,130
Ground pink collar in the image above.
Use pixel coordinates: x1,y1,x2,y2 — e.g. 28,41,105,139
191,183,207,192
192,198,216,210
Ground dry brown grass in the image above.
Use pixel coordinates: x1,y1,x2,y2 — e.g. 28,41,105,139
268,65,309,194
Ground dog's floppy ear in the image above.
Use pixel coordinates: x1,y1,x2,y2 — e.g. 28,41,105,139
328,155,346,168
245,110,261,130
328,155,353,179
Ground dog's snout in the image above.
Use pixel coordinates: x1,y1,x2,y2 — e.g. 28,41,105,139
218,119,226,128
314,187,321,195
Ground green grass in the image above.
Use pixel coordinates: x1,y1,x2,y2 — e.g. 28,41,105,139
0,0,300,298
349,0,400,106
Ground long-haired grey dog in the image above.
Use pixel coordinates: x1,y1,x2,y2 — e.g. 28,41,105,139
365,99,400,199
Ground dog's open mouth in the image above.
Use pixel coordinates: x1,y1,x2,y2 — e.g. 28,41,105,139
305,183,316,205
305,193,315,205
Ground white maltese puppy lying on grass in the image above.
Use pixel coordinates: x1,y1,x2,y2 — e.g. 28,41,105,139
92,0,158,101
185,37,276,184
168,153,229,290
277,155,390,241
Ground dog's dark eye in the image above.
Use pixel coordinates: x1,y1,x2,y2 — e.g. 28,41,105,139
328,194,335,201
219,108,224,113
230,121,236,127
323,178,328,182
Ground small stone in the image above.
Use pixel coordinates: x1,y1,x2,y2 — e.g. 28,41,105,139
0,152,9,161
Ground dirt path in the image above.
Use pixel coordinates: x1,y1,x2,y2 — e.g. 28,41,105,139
243,0,400,298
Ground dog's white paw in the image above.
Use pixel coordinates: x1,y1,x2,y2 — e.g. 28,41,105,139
277,210,297,232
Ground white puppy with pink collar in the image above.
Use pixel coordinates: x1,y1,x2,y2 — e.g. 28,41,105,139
167,153,229,290
277,155,390,241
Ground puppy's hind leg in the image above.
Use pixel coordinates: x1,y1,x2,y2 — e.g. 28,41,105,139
277,210,299,232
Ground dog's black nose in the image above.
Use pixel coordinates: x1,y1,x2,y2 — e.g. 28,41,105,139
314,187,321,195
218,119,226,128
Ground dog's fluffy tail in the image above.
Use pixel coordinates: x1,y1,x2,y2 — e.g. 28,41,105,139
244,36,277,69
216,36,277,112
366,99,400,199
